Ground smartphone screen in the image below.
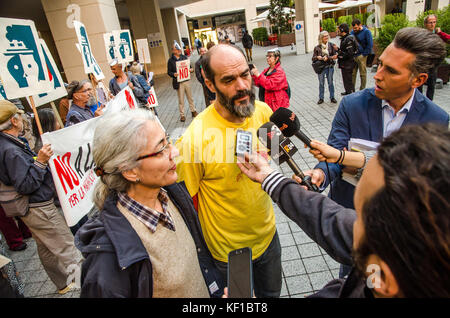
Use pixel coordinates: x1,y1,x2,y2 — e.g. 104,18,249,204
228,247,253,298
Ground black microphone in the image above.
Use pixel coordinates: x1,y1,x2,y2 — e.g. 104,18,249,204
270,108,312,148
257,122,319,192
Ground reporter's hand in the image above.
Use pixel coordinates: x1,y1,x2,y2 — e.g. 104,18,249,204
309,140,340,163
236,152,274,184
37,144,53,165
128,81,134,89
292,169,324,189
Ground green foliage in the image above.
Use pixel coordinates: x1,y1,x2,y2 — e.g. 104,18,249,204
252,27,269,42
268,0,294,34
416,6,450,33
337,15,353,27
322,18,337,33
375,13,410,53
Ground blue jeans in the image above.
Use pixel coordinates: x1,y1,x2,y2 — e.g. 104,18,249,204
213,231,282,298
318,66,335,100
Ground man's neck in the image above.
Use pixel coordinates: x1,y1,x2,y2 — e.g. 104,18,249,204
73,100,86,108
2,129,19,138
214,102,246,124
385,89,415,114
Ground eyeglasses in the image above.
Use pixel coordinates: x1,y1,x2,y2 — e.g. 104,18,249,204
137,135,172,160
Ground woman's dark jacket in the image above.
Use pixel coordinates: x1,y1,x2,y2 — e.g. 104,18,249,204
312,42,339,67
75,182,225,298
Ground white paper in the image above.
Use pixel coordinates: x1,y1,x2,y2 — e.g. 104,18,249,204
176,59,190,82
136,38,151,64
342,138,379,186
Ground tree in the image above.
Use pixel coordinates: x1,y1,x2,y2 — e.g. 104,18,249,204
268,0,294,34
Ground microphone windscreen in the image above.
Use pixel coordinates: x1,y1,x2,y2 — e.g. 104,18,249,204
270,108,300,138
257,121,282,150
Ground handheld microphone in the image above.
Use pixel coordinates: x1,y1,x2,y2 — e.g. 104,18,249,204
270,108,312,148
257,122,319,192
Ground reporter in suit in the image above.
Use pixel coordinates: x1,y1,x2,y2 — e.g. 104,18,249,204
302,27,449,211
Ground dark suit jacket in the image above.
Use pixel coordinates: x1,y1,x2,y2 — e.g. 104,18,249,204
315,88,449,209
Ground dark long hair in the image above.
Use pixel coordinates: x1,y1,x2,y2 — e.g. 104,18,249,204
357,123,450,297
32,108,57,136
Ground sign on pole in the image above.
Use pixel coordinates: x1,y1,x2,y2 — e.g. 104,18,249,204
295,21,306,55
73,20,104,81
136,38,151,64
176,59,190,82
113,30,133,63
26,39,67,107
0,18,52,99
103,32,118,63
147,86,158,108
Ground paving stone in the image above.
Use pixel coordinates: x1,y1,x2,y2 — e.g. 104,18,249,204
281,246,300,262
292,230,314,244
285,274,313,295
297,243,322,258
23,281,45,298
276,222,291,235
282,259,306,277
279,233,296,247
303,256,329,274
308,271,334,291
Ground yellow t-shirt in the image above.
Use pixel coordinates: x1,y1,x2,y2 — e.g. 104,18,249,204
175,101,276,262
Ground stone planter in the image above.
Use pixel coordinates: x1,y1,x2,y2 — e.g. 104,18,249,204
277,33,295,47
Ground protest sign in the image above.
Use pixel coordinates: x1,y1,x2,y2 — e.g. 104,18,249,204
41,117,100,226
103,32,118,63
103,85,138,114
73,24,104,81
147,86,158,108
176,59,190,82
136,38,151,64
26,39,66,107
0,18,51,99
113,30,133,63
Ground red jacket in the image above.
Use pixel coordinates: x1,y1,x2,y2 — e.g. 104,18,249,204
438,31,450,43
252,62,289,111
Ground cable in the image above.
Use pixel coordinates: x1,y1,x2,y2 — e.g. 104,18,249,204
325,161,333,200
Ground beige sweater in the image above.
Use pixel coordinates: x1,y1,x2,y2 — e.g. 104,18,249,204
118,198,210,298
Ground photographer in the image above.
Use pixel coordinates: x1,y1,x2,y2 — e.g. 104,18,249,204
237,123,450,297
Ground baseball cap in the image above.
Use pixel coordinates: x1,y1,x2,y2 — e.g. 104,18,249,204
0,100,24,125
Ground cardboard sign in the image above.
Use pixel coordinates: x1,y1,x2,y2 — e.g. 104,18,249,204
0,18,52,99
26,39,67,107
103,32,118,63
176,59,190,82
136,38,151,64
147,86,158,107
41,117,100,226
113,30,133,63
0,79,7,100
73,26,104,81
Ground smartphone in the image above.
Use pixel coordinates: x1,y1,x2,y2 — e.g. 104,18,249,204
248,63,255,71
235,129,252,158
227,247,253,298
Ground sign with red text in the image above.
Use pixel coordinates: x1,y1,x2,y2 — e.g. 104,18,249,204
41,117,100,226
176,59,190,82
102,85,137,114
147,86,158,107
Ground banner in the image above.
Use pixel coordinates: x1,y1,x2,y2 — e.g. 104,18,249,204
0,18,52,99
73,20,104,81
26,39,67,107
147,86,158,108
41,117,100,226
113,30,133,63
176,59,190,82
41,86,138,226
136,38,151,64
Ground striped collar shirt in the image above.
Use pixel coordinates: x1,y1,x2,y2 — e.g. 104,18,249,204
381,90,415,138
117,190,175,233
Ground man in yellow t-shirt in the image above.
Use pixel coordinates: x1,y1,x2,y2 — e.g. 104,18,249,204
175,44,281,298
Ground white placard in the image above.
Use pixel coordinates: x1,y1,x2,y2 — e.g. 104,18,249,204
103,32,118,63
102,86,138,114
26,39,67,107
113,29,133,63
147,33,163,48
0,18,52,99
176,59,190,82
136,38,151,64
73,20,104,80
147,86,158,107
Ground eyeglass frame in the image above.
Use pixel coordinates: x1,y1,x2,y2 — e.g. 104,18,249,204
136,134,172,161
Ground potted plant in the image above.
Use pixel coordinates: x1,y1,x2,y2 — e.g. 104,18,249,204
322,18,337,38
268,0,295,46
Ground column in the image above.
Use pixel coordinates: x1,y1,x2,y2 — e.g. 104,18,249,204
405,0,426,21
295,0,320,54
161,8,183,53
41,0,121,83
245,5,258,34
177,11,191,49
126,0,169,75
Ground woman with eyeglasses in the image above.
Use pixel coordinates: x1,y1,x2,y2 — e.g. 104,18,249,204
75,109,224,298
65,80,104,127
250,48,290,112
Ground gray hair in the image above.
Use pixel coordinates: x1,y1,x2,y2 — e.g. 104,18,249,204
424,14,437,25
0,113,20,132
67,79,90,100
318,31,329,45
393,27,446,75
92,109,157,209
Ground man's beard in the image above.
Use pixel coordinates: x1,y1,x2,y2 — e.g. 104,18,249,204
215,84,256,118
87,95,97,106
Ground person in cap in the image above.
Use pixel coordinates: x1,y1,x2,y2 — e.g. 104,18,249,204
337,23,358,96
0,100,82,295
251,48,290,111
167,41,198,122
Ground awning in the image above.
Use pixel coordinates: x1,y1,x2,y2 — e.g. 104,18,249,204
250,7,296,22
